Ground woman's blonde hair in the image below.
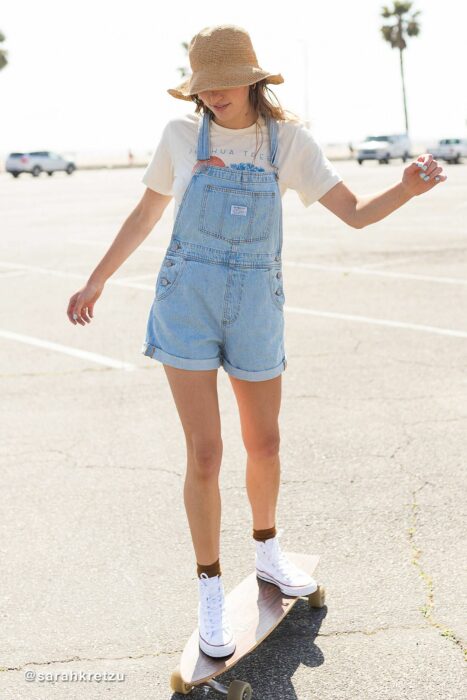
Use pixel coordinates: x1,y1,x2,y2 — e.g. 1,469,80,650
191,78,301,124
190,79,304,165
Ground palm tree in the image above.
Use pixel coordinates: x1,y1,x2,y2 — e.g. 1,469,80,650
380,1,421,136
0,30,8,71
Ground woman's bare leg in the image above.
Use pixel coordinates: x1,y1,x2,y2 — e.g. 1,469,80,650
163,365,223,566
228,374,282,530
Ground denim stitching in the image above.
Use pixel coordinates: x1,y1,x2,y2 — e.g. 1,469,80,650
222,268,246,326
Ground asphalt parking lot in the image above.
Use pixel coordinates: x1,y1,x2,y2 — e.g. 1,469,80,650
0,160,466,699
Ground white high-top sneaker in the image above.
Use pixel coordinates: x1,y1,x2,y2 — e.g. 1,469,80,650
255,528,318,596
198,573,236,658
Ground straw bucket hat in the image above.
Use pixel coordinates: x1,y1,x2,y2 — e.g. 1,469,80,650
167,24,284,101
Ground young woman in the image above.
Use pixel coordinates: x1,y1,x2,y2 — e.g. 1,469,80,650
66,24,447,659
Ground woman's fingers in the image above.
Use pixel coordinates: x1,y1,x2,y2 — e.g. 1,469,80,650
67,281,103,325
415,153,447,183
402,153,448,196
428,165,443,180
416,153,433,170
79,306,91,324
67,293,88,325
416,154,434,179
67,294,79,324
73,305,86,325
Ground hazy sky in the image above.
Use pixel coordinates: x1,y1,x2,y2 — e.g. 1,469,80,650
1,0,466,153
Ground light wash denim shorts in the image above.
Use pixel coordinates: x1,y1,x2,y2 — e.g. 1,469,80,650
141,111,287,382
141,240,287,381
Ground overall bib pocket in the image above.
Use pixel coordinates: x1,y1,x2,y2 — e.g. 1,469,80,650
155,254,187,301
269,267,285,311
199,184,275,242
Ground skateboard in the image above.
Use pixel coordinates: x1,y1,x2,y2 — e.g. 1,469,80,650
170,552,325,699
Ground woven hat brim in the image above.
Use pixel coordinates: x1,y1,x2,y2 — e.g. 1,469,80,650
167,69,284,101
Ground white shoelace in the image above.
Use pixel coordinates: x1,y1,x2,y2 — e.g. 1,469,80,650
200,575,231,636
258,528,302,579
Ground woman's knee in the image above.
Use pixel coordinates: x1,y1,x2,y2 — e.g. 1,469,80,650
244,432,280,461
186,436,223,478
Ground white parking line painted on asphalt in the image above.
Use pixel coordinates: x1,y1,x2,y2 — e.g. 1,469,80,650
0,261,154,290
357,255,436,269
285,306,467,339
115,273,156,283
0,330,137,370
0,270,28,278
0,261,87,280
284,234,336,243
285,260,467,285
110,279,153,290
70,239,167,254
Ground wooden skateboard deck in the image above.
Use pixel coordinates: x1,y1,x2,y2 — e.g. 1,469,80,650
170,552,325,699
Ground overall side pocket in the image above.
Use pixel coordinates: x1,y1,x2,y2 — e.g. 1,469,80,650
155,254,187,301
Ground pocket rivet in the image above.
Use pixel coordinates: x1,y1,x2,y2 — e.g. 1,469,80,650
161,278,169,286
276,271,282,279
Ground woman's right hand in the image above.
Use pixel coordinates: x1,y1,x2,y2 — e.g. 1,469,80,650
67,279,105,326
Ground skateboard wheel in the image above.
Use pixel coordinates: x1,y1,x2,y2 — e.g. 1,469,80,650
308,584,326,608
227,679,253,700
169,665,193,694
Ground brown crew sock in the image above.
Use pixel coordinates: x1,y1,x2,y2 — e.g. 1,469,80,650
197,558,221,579
253,525,277,542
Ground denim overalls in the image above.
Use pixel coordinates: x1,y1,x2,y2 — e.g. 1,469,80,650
141,111,287,382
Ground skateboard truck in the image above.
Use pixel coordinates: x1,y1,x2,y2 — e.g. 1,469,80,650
170,670,253,699
207,677,252,698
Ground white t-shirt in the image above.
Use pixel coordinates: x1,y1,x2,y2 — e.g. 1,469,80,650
142,112,343,221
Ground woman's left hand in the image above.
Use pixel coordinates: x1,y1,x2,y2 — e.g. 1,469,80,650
401,153,448,197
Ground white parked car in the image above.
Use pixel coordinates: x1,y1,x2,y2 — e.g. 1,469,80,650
355,134,411,165
430,138,467,164
5,151,77,178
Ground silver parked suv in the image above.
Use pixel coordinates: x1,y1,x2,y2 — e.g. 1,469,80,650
5,151,77,178
355,134,411,165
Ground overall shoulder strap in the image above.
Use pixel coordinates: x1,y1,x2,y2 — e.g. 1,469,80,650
196,111,211,161
267,114,279,170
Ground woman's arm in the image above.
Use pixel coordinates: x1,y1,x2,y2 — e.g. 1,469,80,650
318,153,448,229
89,188,173,284
67,188,172,325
